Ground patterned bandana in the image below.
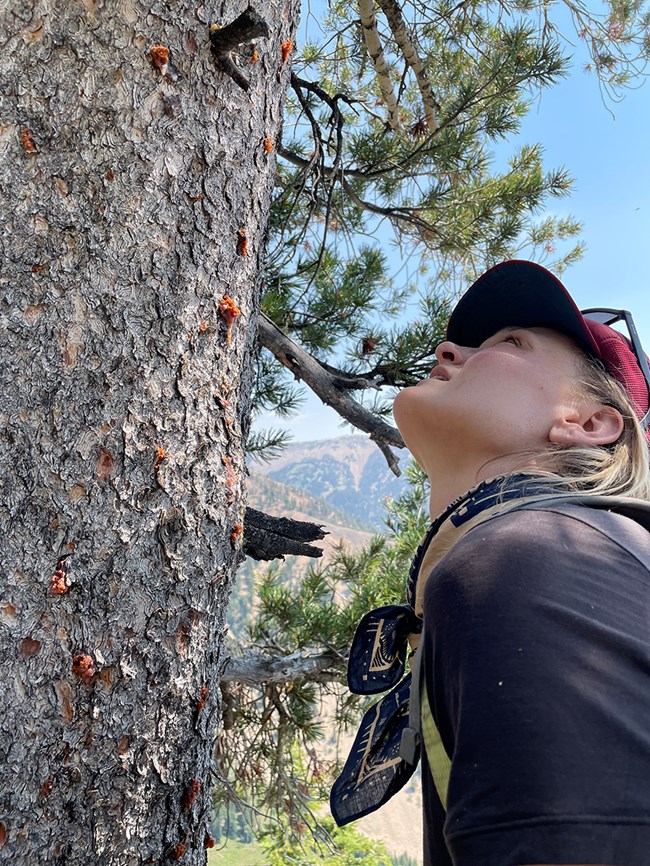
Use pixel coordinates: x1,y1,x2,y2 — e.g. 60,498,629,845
330,473,575,827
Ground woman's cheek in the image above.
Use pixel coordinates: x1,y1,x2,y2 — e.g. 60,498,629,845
392,391,429,465
393,385,422,420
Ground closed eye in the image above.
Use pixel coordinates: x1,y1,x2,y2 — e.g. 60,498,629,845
480,329,527,349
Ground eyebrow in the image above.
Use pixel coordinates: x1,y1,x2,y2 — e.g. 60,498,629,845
481,325,528,344
495,325,524,335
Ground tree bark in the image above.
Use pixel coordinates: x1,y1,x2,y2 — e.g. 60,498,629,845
0,1,299,863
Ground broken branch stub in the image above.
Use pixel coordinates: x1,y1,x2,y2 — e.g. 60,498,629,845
210,5,271,92
243,507,327,561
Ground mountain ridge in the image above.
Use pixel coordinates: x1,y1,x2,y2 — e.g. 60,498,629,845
249,435,408,530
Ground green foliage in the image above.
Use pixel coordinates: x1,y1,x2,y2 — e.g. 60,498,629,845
208,819,415,866
260,813,394,866
215,463,429,832
208,840,263,866
253,0,650,432
389,854,420,866
249,461,428,657
246,428,295,463
253,352,306,419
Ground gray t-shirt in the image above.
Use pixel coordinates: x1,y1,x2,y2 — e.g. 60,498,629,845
421,503,650,866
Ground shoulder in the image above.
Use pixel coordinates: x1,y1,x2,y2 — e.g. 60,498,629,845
454,501,650,568
422,503,650,865
425,503,650,622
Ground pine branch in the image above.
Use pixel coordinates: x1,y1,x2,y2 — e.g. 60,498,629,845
377,0,440,132
373,436,402,476
246,428,293,462
359,0,402,130
220,647,344,685
289,74,327,183
290,72,358,110
341,176,443,243
257,313,405,472
289,73,349,294
278,129,445,183
277,144,381,181
316,359,390,389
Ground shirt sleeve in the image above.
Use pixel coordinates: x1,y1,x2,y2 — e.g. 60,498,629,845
421,506,650,866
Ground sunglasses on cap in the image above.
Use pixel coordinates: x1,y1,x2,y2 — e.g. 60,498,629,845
582,308,650,430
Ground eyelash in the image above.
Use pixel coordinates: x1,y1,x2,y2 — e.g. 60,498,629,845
504,335,521,346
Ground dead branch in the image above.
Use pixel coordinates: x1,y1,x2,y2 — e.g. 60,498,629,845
243,507,327,561
221,647,345,685
209,5,270,92
377,0,440,132
257,313,404,473
359,0,401,130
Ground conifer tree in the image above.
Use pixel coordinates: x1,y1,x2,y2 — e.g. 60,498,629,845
0,2,299,862
253,0,650,474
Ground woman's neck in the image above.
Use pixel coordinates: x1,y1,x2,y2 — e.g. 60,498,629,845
426,455,545,521
428,470,483,521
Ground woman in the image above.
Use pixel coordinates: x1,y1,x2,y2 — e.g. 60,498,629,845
331,260,650,866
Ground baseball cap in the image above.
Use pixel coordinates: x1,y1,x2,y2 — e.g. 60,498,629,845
446,260,650,429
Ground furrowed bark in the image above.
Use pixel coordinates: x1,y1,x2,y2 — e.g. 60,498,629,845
0,1,299,863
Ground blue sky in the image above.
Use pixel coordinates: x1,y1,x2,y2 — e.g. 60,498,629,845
254,7,650,443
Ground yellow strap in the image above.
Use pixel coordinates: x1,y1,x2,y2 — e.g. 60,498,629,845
421,684,451,811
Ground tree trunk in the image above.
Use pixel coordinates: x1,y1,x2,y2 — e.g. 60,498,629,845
0,1,299,863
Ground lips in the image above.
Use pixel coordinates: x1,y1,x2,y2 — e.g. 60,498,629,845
428,367,449,381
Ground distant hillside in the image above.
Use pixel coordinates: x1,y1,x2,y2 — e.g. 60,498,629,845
247,471,370,532
250,435,408,530
229,452,381,638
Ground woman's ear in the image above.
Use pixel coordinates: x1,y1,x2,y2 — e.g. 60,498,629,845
549,405,624,447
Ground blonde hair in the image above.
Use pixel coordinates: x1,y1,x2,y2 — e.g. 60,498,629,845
537,353,650,500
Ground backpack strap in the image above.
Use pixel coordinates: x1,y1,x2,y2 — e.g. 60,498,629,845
399,647,422,765
512,493,650,534
400,646,452,810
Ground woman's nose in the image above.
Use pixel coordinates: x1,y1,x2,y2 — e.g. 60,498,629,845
434,340,471,365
